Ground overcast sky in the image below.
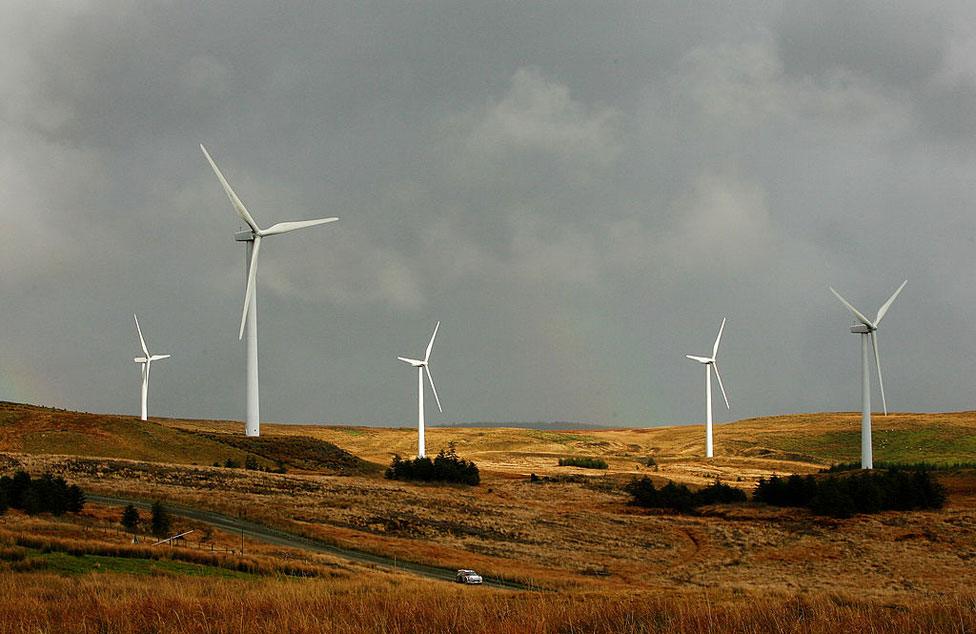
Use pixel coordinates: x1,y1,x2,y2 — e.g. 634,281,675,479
2,1,975,428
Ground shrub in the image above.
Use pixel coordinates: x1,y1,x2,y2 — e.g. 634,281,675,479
755,468,947,517
754,475,817,507
385,446,480,485
826,460,976,472
223,458,240,469
558,457,609,469
624,477,746,513
244,455,259,470
696,479,749,506
808,478,853,518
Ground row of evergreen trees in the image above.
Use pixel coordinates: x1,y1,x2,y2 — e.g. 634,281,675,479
385,447,480,485
754,470,947,518
624,477,747,512
624,468,948,517
0,471,85,516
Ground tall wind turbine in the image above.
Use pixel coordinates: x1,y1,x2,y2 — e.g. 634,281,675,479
685,318,730,459
201,144,338,437
829,280,907,470
398,321,443,458
133,314,170,421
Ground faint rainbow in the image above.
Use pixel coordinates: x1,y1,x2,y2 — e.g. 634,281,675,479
0,363,48,405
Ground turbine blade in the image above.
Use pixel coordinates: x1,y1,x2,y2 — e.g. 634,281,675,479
150,354,170,361
424,321,440,363
262,218,338,236
425,365,443,413
871,331,887,416
686,355,712,364
712,318,726,358
200,144,260,233
829,287,874,328
133,314,149,357
239,236,262,340
875,280,907,326
712,363,730,410
398,356,424,366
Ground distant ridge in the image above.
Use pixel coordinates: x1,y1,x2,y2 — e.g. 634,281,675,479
431,421,609,431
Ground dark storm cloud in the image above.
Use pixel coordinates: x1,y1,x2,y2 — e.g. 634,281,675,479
1,1,974,427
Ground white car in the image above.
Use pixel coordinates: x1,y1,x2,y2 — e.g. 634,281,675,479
455,569,483,585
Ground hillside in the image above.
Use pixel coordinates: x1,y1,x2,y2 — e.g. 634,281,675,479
0,402,379,476
2,401,975,485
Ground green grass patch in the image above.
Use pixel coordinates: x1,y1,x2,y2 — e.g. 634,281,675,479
527,431,587,444
558,456,609,469
19,551,254,578
763,428,976,465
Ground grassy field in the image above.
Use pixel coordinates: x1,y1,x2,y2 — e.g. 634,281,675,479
2,402,976,632
1,572,974,634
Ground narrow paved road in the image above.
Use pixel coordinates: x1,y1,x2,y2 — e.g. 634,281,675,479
88,494,535,591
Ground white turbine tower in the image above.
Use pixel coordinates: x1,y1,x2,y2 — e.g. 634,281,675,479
132,314,170,421
398,321,443,458
201,144,338,437
829,280,907,470
685,318,730,459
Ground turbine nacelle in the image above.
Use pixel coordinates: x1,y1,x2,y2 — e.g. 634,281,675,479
200,144,338,340
829,281,907,417
132,314,169,421
399,321,443,413
685,318,730,410
133,314,170,365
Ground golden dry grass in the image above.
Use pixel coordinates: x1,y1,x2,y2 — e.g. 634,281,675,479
6,450,976,600
0,572,974,634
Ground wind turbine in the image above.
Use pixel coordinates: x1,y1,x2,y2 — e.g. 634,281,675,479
685,318,729,459
132,314,170,421
201,144,338,437
829,280,907,470
398,321,443,458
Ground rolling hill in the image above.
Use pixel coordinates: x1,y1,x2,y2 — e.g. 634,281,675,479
2,401,975,484
0,401,379,475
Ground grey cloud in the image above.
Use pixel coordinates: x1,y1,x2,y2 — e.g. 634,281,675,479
1,2,974,428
